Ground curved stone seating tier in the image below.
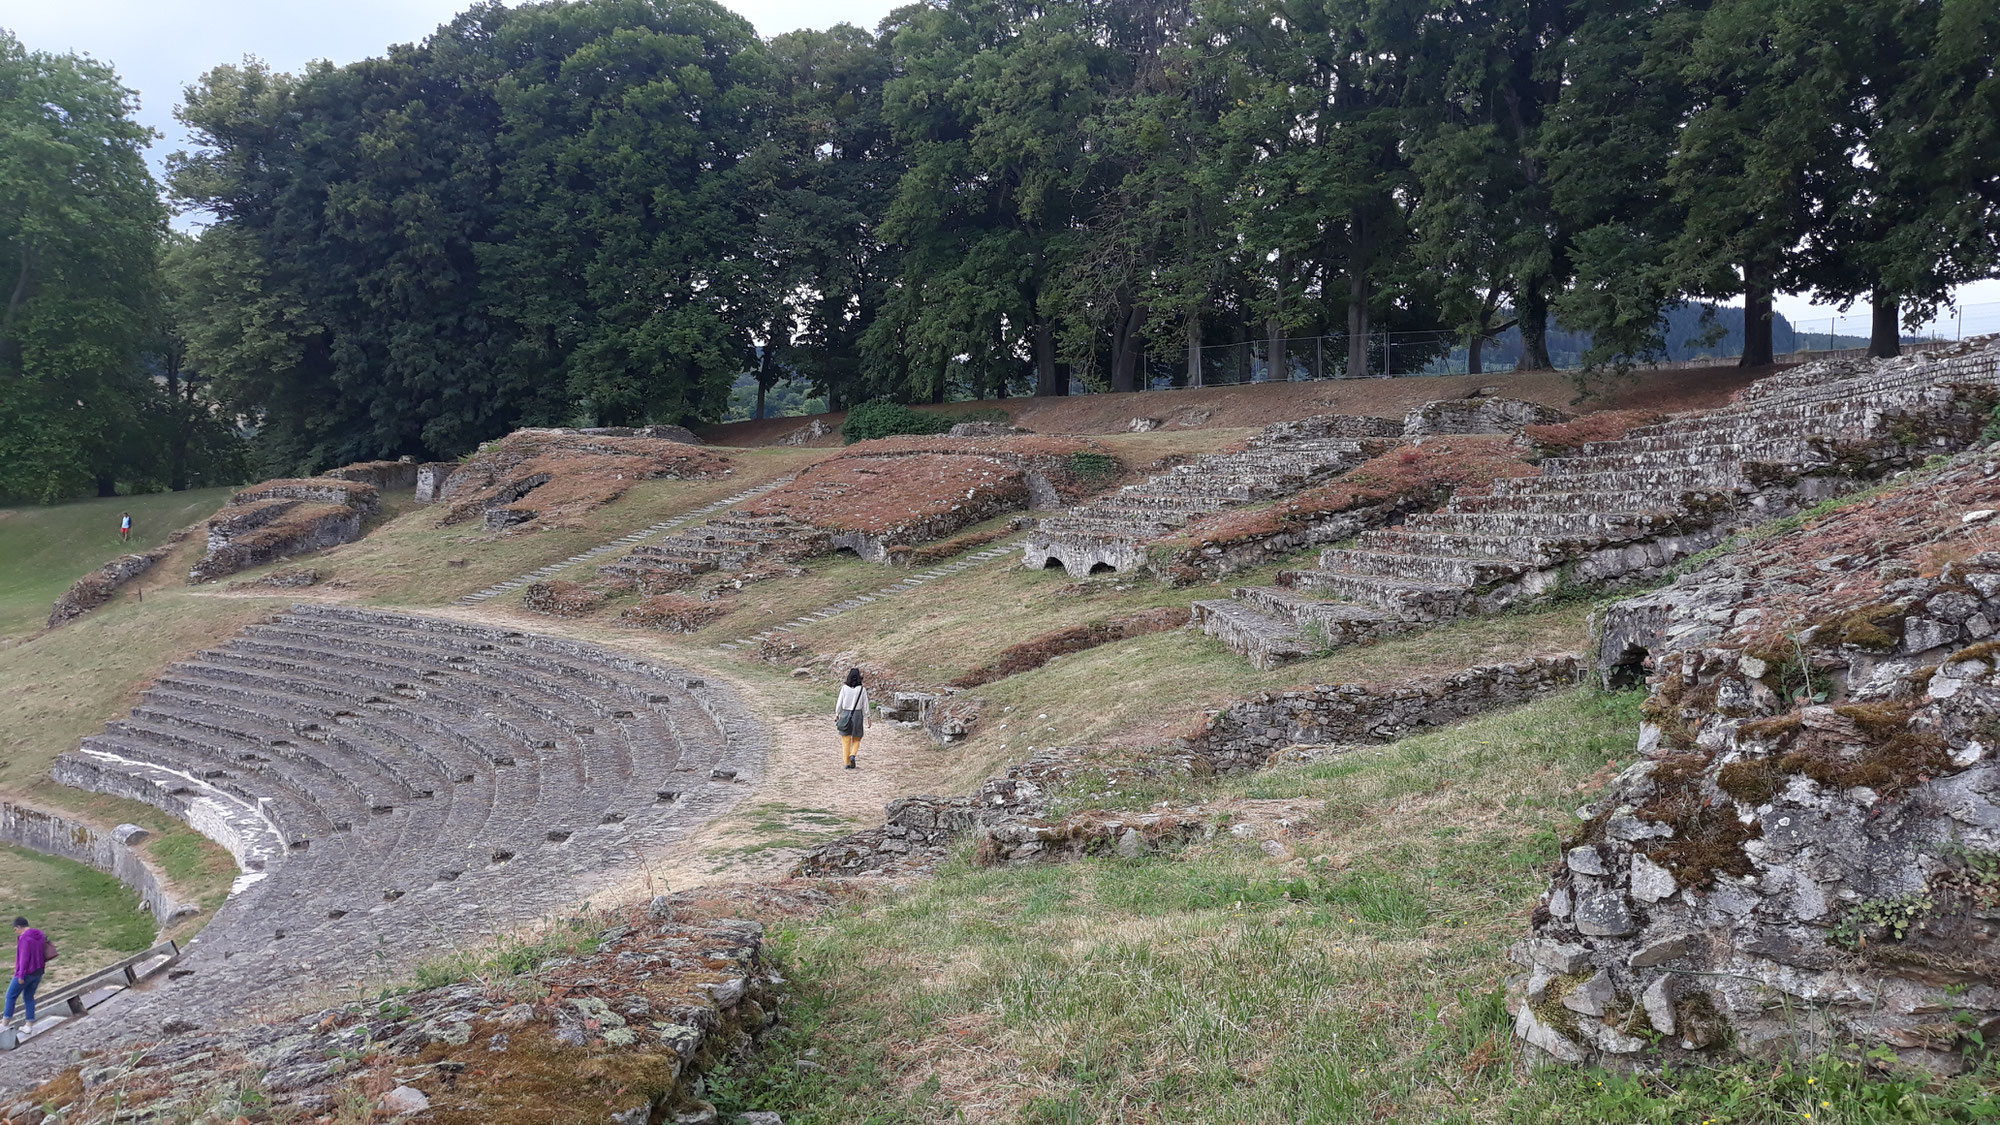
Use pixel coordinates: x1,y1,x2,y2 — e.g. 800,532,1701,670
19,606,765,1084
1197,342,2000,668
1024,437,1371,577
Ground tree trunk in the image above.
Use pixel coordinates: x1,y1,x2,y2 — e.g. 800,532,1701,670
1869,288,1901,359
1519,278,1553,371
1185,315,1202,388
95,475,117,498
1467,334,1484,375
1034,320,1058,397
1111,300,1146,393
1740,266,1774,367
1267,316,1286,382
1346,266,1370,377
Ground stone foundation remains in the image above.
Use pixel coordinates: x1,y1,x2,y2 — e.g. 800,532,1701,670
188,480,379,584
1402,396,1571,437
320,459,419,491
46,533,189,630
1183,656,1584,772
1513,453,2000,1074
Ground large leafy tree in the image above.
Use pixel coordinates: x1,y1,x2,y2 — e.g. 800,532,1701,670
0,32,167,501
1792,0,2000,357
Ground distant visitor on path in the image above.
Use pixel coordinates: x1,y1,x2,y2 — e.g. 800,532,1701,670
119,511,131,542
836,667,868,770
6,917,52,1030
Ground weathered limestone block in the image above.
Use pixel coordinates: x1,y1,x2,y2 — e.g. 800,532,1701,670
413,462,459,503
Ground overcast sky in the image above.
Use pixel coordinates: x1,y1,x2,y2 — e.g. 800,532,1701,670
6,0,1995,333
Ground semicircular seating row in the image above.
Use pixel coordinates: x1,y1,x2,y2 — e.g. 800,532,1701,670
48,604,763,1025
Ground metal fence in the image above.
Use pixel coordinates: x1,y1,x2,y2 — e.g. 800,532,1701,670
1074,300,2000,394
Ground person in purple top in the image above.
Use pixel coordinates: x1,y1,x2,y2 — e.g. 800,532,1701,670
6,917,49,1028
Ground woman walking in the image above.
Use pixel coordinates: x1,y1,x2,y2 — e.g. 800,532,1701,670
835,667,868,770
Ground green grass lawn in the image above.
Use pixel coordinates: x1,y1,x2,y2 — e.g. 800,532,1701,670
0,841,157,988
0,486,236,637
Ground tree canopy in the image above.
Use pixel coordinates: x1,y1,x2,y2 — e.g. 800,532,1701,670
2,0,1996,493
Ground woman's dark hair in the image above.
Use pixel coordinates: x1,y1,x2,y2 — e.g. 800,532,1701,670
11,918,25,928
845,667,863,688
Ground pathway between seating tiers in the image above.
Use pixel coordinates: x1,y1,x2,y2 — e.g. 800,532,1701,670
458,475,794,604
0,605,765,1093
1023,418,1396,578
1195,341,2000,669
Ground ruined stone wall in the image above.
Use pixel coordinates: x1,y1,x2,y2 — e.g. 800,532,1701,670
0,804,189,925
320,460,419,491
412,462,458,504
46,536,187,630
1252,414,1403,445
1517,453,2000,1073
1186,656,1585,773
1403,397,1571,437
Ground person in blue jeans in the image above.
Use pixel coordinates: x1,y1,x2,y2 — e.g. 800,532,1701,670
6,917,49,1029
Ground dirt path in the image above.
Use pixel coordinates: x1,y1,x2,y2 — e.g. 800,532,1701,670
436,601,959,896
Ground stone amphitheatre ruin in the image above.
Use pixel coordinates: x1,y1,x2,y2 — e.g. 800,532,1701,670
11,339,2000,1111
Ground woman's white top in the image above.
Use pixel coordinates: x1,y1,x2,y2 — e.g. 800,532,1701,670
836,684,869,715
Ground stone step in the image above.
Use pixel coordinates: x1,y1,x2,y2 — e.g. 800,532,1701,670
1231,586,1399,645
1190,599,1312,671
1403,509,1681,538
1354,528,1608,566
1278,568,1470,618
1488,464,1744,497
1450,486,1742,516
1316,548,1533,588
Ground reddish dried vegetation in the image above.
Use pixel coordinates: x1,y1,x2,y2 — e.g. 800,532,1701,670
1721,457,2000,654
521,580,607,618
619,594,728,633
745,437,1114,537
1523,409,1665,455
951,606,1191,688
1158,435,1537,554
438,431,733,530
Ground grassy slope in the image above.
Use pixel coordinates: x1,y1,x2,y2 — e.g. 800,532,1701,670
0,842,157,987
0,486,237,637
223,448,829,605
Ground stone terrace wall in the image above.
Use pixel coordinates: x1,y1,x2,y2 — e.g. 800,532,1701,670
320,460,419,491
0,804,189,925
1187,655,1584,773
188,480,379,584
1403,397,1571,437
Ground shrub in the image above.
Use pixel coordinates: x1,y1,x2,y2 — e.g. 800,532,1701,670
840,400,954,444
1066,450,1121,486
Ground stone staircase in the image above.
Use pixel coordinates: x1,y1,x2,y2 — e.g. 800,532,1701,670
46,605,763,1053
1023,436,1376,577
597,512,829,592
1196,342,2000,668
